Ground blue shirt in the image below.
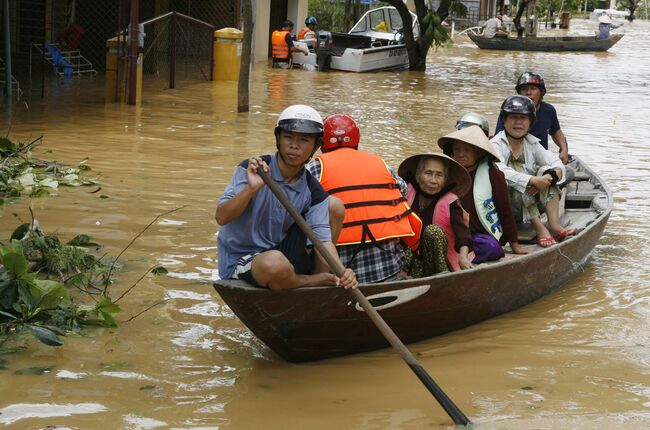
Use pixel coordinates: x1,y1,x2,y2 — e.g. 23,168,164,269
217,154,331,279
495,100,561,150
597,23,621,40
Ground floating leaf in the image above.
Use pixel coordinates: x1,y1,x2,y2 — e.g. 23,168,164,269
1,251,29,277
99,195,109,199
0,310,17,319
151,267,168,275
30,187,51,197
29,325,64,346
0,137,17,155
139,384,156,390
0,346,24,355
10,223,29,241
30,279,69,310
38,178,59,189
67,234,99,247
17,172,36,187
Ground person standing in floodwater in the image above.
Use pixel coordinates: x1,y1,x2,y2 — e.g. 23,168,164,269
271,20,309,69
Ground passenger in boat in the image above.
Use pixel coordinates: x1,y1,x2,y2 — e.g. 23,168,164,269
439,123,529,261
215,105,357,290
597,15,624,40
481,14,504,38
298,16,318,41
491,95,576,248
455,111,491,137
398,153,474,275
306,114,422,283
271,20,309,68
494,72,570,165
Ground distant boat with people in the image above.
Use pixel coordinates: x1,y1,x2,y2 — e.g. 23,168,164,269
468,32,624,52
214,157,611,362
291,6,419,72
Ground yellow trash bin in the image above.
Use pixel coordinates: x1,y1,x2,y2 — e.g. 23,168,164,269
213,27,243,81
105,35,142,104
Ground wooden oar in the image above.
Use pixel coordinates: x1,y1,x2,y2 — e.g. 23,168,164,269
258,167,471,426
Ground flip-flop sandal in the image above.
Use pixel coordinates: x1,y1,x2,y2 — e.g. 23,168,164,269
554,227,577,242
536,235,557,248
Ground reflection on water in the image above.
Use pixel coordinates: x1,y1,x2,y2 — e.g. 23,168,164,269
0,403,107,426
1,18,650,429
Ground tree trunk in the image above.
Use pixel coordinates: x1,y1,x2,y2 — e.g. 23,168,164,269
384,0,455,71
237,0,253,113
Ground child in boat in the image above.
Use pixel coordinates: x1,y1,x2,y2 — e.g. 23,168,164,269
398,153,474,276
490,95,575,248
215,105,357,290
438,123,529,262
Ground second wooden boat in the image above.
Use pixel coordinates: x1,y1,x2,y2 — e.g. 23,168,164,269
468,33,623,52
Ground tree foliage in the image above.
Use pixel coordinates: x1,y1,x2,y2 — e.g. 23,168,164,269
383,0,466,71
309,0,362,32
0,231,119,350
618,0,641,20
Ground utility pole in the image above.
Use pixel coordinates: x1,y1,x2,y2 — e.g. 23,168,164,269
128,0,139,105
3,0,13,99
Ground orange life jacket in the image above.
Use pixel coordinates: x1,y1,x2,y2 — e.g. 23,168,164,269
271,30,290,60
297,28,316,40
316,148,421,250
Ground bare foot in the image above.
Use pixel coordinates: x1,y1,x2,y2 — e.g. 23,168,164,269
510,242,530,255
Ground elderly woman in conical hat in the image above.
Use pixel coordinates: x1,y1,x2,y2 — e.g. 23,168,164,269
398,152,474,276
438,125,529,261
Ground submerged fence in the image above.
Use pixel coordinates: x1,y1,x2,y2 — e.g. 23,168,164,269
141,11,214,90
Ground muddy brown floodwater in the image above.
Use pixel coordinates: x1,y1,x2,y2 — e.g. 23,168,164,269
1,18,650,430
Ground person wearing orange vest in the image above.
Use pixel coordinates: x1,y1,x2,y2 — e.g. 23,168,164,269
297,17,317,41
306,114,422,283
398,153,474,274
271,20,308,68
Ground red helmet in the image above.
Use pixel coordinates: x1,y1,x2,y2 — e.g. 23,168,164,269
322,114,360,153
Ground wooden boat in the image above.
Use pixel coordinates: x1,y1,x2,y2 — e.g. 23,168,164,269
213,157,611,362
468,33,623,52
291,7,418,72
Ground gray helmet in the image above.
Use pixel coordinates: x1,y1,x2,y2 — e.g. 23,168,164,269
455,112,490,137
499,95,536,125
515,71,546,97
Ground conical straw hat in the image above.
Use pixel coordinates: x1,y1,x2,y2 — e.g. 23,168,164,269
398,152,472,198
437,125,500,162
599,15,612,24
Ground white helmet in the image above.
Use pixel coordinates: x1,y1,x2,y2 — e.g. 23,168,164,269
275,105,324,137
455,111,490,137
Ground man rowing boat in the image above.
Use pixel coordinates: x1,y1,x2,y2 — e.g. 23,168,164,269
215,105,357,290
